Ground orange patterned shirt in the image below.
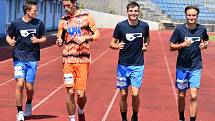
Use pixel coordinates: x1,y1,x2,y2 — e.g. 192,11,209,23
57,10,98,64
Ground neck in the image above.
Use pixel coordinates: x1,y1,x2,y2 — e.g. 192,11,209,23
68,8,79,17
22,15,32,23
186,23,196,30
128,19,138,26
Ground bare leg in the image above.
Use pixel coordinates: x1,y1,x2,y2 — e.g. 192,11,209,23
178,91,186,112
16,78,25,107
189,88,198,117
77,90,87,110
66,88,76,115
178,90,186,120
131,86,140,112
120,88,128,112
25,82,34,100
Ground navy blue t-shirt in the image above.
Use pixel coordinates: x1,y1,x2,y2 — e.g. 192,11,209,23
7,17,45,61
113,20,149,66
170,23,208,70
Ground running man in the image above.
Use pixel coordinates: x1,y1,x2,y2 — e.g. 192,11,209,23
170,5,208,121
56,0,100,121
6,0,46,121
110,1,150,121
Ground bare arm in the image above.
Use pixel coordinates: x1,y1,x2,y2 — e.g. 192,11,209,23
142,36,150,52
109,37,125,50
170,38,192,51
6,35,16,46
31,34,46,43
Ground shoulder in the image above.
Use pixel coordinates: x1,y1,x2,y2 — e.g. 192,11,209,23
60,15,71,21
11,18,22,25
139,20,149,28
33,18,42,23
174,24,185,31
79,9,90,16
117,20,127,26
197,24,206,30
139,20,148,25
31,18,44,26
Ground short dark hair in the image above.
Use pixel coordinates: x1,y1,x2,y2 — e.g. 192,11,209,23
185,5,200,15
61,0,77,2
23,0,38,14
127,1,140,11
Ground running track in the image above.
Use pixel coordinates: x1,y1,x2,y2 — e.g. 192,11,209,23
0,29,215,121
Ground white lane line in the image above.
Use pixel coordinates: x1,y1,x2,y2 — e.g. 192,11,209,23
32,47,111,111
203,64,215,80
158,31,178,105
0,56,61,87
0,45,55,64
101,89,119,121
32,84,64,110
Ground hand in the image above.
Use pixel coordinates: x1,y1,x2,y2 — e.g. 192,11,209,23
199,40,208,50
75,36,86,44
31,34,39,43
118,41,125,49
56,37,64,47
9,37,16,46
142,43,147,52
182,37,192,47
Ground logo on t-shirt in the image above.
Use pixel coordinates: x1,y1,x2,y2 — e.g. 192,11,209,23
185,37,200,44
20,29,36,37
126,33,142,41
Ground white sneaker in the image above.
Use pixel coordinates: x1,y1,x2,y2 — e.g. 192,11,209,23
16,111,25,121
24,104,32,117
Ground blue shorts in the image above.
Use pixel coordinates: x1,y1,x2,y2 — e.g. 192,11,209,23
116,64,144,89
13,61,38,83
176,68,202,91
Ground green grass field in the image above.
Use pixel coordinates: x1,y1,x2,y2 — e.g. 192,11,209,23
209,35,215,41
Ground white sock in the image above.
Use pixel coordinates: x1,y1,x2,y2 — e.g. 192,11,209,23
69,115,75,121
78,108,84,114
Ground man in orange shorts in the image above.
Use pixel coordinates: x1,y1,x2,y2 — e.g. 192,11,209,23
56,0,100,121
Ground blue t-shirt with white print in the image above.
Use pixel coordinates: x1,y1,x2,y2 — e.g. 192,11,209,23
7,17,45,61
113,20,149,66
170,23,208,70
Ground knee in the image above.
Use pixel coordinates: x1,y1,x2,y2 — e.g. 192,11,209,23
131,91,139,97
26,85,34,91
190,94,198,102
178,92,186,100
121,92,128,99
77,91,86,98
67,88,75,97
16,83,24,91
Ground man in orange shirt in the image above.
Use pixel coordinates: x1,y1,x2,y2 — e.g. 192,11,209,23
56,0,100,121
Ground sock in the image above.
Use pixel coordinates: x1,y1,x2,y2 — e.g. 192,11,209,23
26,99,32,104
190,117,196,121
132,111,138,118
17,106,23,112
179,111,185,120
121,111,127,120
69,115,75,121
78,108,84,114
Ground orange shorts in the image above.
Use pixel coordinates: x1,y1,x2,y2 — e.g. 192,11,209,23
63,63,89,91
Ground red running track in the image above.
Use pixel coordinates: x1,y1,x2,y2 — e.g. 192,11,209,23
0,29,215,121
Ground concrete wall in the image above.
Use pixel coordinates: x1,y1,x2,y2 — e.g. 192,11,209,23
89,10,160,30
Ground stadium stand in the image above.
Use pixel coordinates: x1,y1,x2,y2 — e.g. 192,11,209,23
151,0,215,24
